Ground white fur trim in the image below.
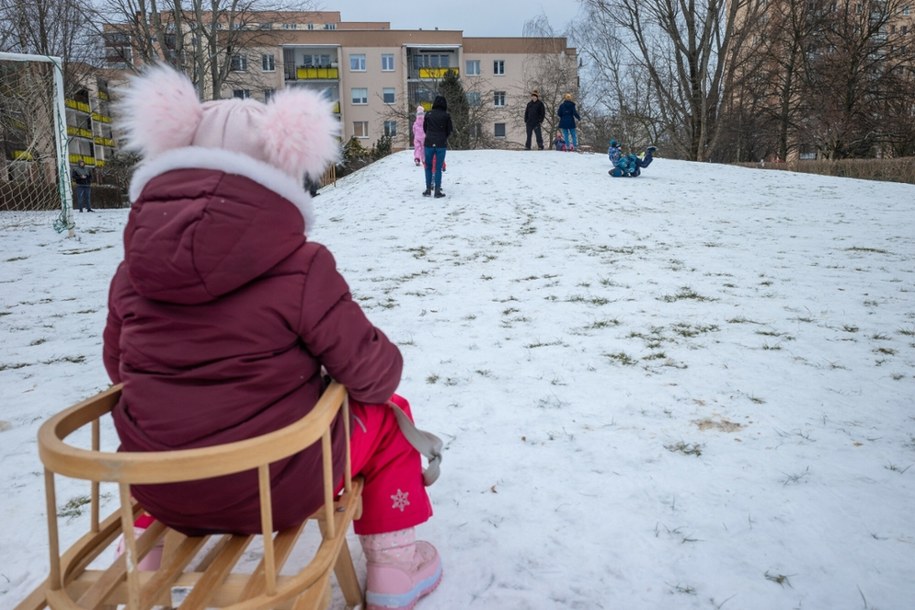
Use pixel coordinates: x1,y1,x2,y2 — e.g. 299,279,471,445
128,147,315,232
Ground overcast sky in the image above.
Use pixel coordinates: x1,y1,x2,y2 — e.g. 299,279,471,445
322,0,584,38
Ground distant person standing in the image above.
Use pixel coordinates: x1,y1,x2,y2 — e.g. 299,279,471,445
557,93,581,152
72,160,94,212
524,90,545,150
412,106,425,166
422,95,452,199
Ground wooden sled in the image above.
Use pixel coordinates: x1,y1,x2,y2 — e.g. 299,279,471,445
15,381,364,610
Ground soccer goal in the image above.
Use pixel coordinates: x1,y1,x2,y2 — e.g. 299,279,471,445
0,52,74,234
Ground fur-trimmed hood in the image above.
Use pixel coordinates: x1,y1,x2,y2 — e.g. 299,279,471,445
129,147,314,229
123,148,313,305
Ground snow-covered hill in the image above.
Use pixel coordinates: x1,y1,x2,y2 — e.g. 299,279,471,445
2,150,914,608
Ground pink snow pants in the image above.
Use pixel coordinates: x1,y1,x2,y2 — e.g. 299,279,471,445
414,140,424,163
345,394,433,535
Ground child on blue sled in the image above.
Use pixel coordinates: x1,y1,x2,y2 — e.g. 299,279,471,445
609,143,657,177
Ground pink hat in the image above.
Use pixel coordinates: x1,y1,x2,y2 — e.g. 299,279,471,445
416,105,425,114
115,64,339,180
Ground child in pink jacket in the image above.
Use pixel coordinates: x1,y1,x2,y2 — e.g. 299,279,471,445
412,106,425,166
108,65,442,610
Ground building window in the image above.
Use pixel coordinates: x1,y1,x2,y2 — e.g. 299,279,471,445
230,54,248,71
352,87,368,104
324,23,336,30
302,54,333,67
354,121,369,138
264,89,275,102
383,87,396,104
233,89,251,99
350,54,366,71
413,54,451,69
494,91,506,107
282,23,296,30
466,91,481,106
466,60,480,75
262,54,275,71
383,120,398,137
470,122,482,138
494,123,506,138
382,53,395,71
493,60,505,75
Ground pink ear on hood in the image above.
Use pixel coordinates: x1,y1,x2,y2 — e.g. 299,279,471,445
261,88,341,180
114,64,203,159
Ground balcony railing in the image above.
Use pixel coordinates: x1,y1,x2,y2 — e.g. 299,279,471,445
293,66,339,80
416,67,458,79
67,126,93,138
65,99,92,113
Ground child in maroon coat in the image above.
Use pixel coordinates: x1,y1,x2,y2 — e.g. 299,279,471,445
107,65,442,610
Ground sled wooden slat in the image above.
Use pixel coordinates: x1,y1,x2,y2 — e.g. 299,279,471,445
75,520,167,608
15,382,365,610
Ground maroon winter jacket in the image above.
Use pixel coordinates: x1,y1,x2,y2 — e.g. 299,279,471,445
103,152,402,535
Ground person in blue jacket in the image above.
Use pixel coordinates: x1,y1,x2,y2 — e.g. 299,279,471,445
557,93,581,151
609,146,657,177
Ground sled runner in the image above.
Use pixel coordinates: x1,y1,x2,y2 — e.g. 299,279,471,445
16,382,364,610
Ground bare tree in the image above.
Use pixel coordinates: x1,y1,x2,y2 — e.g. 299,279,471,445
800,0,915,158
573,11,665,152
755,0,827,162
0,0,99,94
520,16,580,142
91,0,315,99
582,0,767,161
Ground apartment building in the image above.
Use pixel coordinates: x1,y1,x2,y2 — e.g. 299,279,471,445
103,11,578,151
65,74,116,169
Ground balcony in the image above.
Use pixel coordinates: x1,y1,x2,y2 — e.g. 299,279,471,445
65,99,91,113
295,66,339,80
67,126,93,138
417,67,459,79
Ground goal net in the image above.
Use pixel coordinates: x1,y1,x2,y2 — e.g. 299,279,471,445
0,52,74,233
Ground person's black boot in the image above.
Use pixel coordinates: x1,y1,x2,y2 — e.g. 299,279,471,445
422,187,432,197
434,188,445,198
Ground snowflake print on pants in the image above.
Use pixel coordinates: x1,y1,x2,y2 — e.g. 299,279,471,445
391,489,411,512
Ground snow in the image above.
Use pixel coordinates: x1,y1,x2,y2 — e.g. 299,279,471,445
2,149,914,609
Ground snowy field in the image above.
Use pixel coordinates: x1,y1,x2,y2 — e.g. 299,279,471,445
1,150,914,609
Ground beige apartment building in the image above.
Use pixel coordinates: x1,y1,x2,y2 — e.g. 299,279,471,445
104,11,578,151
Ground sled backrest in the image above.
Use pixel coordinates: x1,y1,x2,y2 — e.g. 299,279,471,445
17,381,364,610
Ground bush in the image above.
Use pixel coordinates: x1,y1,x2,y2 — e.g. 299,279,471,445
337,136,372,178
97,151,140,192
738,157,915,184
87,184,129,208
371,134,392,160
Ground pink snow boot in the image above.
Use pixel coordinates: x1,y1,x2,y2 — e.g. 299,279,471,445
361,528,442,610
114,514,163,571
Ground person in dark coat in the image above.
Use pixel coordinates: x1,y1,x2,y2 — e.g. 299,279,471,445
106,64,442,609
524,90,546,150
72,160,94,212
422,95,452,198
557,93,581,151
